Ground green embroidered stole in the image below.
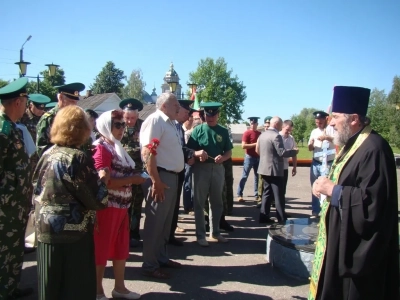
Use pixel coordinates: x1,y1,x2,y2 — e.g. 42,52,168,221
308,126,372,300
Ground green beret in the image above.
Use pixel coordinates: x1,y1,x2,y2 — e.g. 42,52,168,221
201,102,222,116
0,78,29,101
55,82,85,100
119,98,143,111
264,116,272,123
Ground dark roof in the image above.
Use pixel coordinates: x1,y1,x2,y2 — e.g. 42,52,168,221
142,90,154,103
139,103,157,120
77,93,117,110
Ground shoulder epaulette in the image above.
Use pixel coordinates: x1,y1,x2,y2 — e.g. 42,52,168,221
0,115,11,136
43,112,52,117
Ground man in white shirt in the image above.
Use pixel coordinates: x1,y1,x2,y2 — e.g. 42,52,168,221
140,92,185,279
308,111,335,216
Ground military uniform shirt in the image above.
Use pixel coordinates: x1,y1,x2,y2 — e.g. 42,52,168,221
187,123,233,161
121,118,144,170
0,111,31,213
36,105,59,157
20,108,41,144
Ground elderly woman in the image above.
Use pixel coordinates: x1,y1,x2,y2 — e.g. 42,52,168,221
32,106,110,300
93,110,145,300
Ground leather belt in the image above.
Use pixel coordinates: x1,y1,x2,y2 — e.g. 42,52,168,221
157,167,179,175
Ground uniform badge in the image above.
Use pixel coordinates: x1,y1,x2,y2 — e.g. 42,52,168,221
216,134,223,142
128,103,132,107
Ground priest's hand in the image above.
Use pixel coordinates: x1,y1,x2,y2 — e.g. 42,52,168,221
312,176,334,197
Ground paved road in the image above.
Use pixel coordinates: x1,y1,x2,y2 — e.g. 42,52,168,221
20,167,400,300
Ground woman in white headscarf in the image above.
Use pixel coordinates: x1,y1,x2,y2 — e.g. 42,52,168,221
92,110,144,300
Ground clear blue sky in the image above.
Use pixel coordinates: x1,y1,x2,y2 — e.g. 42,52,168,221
1,0,399,121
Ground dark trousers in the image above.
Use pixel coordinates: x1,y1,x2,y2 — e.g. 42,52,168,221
182,164,193,211
37,235,96,300
282,169,289,197
260,175,285,222
170,170,185,239
129,184,145,240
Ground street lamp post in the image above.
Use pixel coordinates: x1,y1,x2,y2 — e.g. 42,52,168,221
14,35,59,92
168,80,178,95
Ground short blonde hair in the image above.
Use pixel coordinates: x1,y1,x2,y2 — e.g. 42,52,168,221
50,106,91,147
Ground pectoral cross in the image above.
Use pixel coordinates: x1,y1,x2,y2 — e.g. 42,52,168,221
314,140,336,203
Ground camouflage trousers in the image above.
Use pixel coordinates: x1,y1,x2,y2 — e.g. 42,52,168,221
128,184,145,240
0,209,28,299
204,158,234,216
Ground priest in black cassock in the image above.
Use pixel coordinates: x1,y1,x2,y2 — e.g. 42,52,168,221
309,86,399,300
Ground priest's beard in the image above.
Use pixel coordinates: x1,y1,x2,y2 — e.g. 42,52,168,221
334,118,352,147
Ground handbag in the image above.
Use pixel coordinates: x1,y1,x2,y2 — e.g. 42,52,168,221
24,210,37,248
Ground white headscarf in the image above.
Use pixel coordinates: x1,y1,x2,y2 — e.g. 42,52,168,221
93,110,136,169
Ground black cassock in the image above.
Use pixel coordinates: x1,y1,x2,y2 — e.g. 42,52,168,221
317,130,399,300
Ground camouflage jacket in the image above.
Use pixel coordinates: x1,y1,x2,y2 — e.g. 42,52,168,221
36,105,59,158
32,145,108,243
20,108,41,144
121,118,144,170
0,111,31,218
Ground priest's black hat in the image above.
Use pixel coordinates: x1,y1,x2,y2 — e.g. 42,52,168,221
332,86,370,116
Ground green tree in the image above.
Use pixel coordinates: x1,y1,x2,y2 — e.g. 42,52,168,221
188,57,246,126
122,69,146,101
0,79,9,88
367,88,392,141
26,68,66,101
291,107,320,144
90,61,125,97
386,76,400,147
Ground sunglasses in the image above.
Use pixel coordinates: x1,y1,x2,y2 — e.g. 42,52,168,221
113,121,126,129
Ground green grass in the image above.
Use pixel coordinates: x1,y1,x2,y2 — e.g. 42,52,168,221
232,145,400,159
232,145,312,159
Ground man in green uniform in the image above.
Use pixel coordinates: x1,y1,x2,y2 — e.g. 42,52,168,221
19,93,51,253
0,78,34,299
36,82,85,157
187,102,233,247
119,98,145,247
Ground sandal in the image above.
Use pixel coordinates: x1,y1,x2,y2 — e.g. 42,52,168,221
142,268,171,279
162,260,182,269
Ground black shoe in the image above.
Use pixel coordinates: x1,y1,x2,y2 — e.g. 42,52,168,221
169,238,184,247
220,220,234,232
220,216,234,232
24,247,36,254
259,217,274,224
9,287,34,299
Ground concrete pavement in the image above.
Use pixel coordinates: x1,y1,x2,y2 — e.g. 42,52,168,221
20,166,400,300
